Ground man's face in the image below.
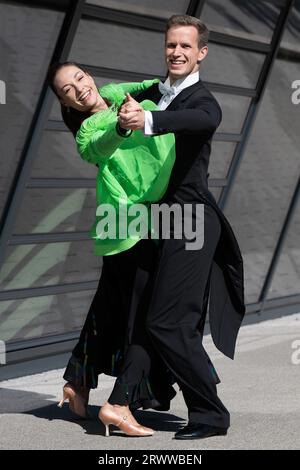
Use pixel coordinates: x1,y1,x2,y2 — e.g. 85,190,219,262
165,25,208,84
54,65,102,112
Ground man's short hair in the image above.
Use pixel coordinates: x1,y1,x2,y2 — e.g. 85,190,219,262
166,15,209,49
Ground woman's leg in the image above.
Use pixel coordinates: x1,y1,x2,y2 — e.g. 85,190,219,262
62,238,175,414
106,238,176,410
60,251,136,418
63,252,132,390
96,239,168,436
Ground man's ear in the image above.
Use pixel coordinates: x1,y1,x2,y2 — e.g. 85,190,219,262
197,46,208,64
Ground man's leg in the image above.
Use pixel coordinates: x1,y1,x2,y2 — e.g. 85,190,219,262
146,204,230,429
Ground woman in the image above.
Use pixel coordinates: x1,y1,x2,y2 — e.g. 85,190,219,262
47,62,177,437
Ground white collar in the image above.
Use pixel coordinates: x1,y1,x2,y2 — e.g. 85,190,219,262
163,71,199,92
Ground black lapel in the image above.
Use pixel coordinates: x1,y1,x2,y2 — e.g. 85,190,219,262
166,79,205,111
137,83,162,104
151,83,164,104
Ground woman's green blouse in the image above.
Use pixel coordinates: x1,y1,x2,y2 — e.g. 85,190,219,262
76,80,175,256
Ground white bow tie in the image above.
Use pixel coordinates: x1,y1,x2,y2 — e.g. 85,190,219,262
158,81,177,97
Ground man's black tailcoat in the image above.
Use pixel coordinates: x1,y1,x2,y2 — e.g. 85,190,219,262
136,79,245,360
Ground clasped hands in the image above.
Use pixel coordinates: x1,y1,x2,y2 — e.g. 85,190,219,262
118,93,145,130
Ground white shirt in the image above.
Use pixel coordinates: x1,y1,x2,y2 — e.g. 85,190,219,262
144,71,200,135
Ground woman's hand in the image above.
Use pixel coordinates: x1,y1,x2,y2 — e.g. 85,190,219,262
118,94,145,130
120,93,142,113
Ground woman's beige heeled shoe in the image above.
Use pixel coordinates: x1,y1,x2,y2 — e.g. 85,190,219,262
99,402,155,437
58,382,90,419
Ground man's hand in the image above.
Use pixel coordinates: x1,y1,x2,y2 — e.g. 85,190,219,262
118,93,145,130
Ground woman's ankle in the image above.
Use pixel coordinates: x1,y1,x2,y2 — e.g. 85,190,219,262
66,382,90,398
106,402,129,410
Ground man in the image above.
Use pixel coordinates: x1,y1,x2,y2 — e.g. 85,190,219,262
118,15,245,440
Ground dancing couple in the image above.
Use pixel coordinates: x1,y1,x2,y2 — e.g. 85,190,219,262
47,14,245,440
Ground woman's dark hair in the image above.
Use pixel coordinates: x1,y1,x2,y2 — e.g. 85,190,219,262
46,61,92,137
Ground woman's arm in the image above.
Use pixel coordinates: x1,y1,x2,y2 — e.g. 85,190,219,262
76,111,132,165
76,82,159,165
118,79,160,97
99,79,159,107
76,98,160,165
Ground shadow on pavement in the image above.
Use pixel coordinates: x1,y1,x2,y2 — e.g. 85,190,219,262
0,387,184,437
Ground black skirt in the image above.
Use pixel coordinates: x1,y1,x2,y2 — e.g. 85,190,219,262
63,238,177,409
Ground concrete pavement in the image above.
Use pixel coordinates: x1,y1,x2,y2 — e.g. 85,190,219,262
0,311,300,450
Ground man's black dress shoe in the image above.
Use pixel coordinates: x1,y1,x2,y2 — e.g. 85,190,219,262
174,422,228,440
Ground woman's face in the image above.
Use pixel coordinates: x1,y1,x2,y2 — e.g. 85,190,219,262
53,65,104,112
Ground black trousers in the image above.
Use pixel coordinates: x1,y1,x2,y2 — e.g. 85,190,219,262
108,202,230,429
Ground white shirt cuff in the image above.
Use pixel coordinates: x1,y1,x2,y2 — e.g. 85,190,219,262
144,111,154,135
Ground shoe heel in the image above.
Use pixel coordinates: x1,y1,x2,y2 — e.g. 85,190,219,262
57,392,67,408
104,424,110,437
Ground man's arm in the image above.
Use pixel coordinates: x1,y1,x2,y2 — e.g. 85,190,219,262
119,95,222,137
151,97,222,136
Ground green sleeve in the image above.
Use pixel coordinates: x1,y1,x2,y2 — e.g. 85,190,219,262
99,79,159,107
118,79,160,96
76,109,130,165
76,97,160,165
